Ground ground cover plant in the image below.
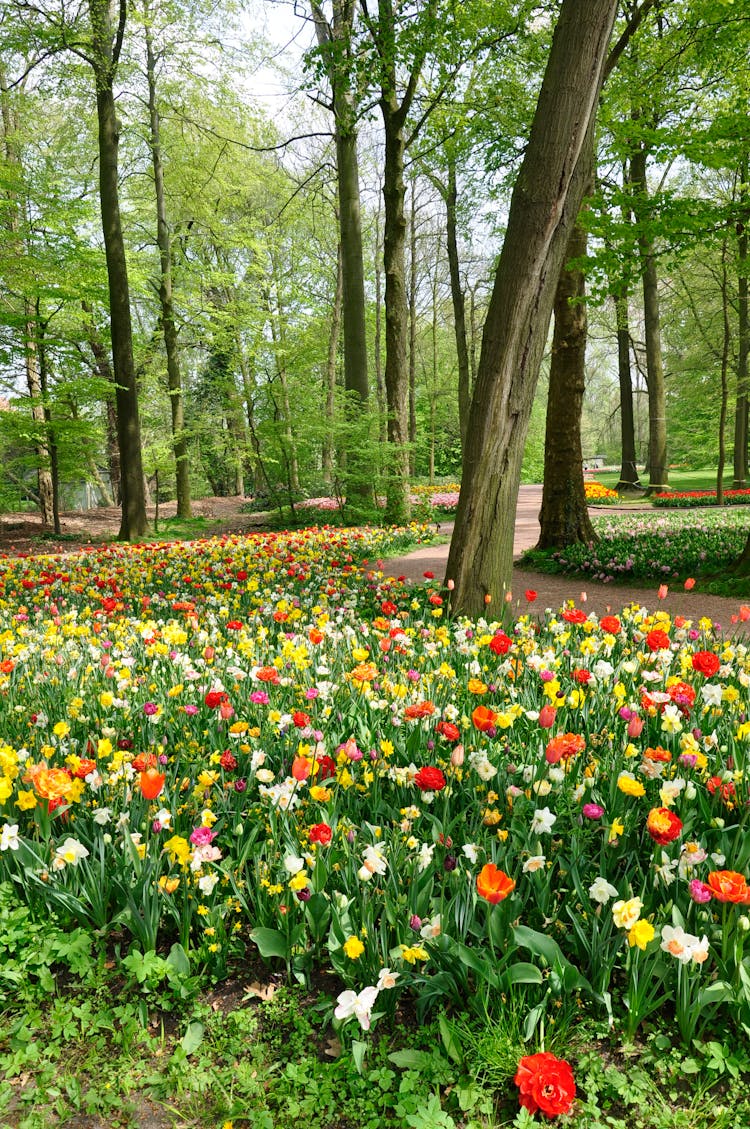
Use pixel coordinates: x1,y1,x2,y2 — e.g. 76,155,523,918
522,508,750,594
4,521,750,1123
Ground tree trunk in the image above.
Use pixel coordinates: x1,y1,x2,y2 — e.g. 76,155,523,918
311,2,370,503
718,235,731,506
82,304,121,504
408,179,418,476
36,308,61,534
89,0,147,540
446,0,618,615
629,143,668,494
381,108,411,522
536,217,596,549
375,208,387,449
445,156,472,458
145,15,191,518
322,244,343,483
23,303,55,527
613,286,641,490
736,152,749,488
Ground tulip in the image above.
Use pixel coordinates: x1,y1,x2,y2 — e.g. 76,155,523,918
139,768,166,800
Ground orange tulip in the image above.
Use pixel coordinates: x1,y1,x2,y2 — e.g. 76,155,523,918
476,863,515,904
706,870,750,904
139,768,166,800
472,705,497,733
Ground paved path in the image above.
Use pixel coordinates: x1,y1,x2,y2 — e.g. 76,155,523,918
382,485,749,630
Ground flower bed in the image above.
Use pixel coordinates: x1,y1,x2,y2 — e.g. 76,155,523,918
584,480,620,504
534,508,750,585
653,489,750,508
2,525,750,1048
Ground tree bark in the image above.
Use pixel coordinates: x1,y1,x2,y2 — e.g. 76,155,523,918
89,0,147,540
82,303,121,505
536,217,596,549
381,105,411,522
446,0,618,615
37,307,61,534
23,303,55,527
613,286,641,490
408,179,418,476
323,244,344,483
718,235,731,506
445,156,472,458
629,142,668,494
145,13,191,518
736,152,749,488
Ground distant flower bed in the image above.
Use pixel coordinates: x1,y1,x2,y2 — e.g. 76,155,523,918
584,481,619,505
296,487,461,516
534,508,750,585
653,490,750,508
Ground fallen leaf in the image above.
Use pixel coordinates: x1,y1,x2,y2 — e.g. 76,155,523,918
243,981,277,1002
324,1036,342,1059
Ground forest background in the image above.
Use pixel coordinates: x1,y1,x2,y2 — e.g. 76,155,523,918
0,0,747,560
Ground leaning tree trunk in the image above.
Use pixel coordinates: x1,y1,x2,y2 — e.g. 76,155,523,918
446,0,618,615
629,143,668,494
89,0,147,540
536,216,597,549
145,15,191,518
612,286,641,490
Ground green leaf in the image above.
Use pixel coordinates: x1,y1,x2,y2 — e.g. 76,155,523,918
180,1020,204,1055
506,961,544,986
512,924,563,966
166,942,190,978
351,1039,368,1075
250,928,289,960
438,1014,462,1064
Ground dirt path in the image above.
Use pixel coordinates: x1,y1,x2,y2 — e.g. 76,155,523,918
382,485,750,630
2,486,747,630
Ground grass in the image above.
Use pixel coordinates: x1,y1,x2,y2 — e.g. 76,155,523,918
594,468,721,494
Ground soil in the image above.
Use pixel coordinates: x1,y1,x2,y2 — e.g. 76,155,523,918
0,496,267,556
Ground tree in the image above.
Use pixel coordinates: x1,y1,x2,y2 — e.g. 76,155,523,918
310,1,371,505
87,0,147,538
446,0,618,615
143,0,191,518
535,216,596,549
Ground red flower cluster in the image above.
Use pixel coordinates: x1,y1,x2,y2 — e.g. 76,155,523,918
600,615,621,634
646,629,671,652
562,608,587,625
309,822,332,846
489,631,512,655
514,1052,576,1118
414,766,446,792
436,720,460,742
692,650,721,677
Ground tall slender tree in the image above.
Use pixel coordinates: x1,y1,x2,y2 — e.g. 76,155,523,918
88,0,147,538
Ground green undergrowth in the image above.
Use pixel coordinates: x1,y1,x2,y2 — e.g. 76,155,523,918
3,905,750,1129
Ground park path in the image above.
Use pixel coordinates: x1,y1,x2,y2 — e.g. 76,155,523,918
382,484,749,630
